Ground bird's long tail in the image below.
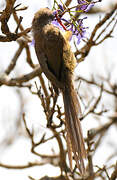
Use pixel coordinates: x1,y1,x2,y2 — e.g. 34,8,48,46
62,72,86,174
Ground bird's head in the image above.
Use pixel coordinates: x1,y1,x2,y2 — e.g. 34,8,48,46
32,8,54,28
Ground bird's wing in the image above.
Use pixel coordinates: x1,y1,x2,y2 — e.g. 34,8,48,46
43,24,65,80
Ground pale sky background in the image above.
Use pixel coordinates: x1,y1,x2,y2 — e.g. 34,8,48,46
0,0,117,179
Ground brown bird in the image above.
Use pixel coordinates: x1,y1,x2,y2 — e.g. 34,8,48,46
32,8,86,174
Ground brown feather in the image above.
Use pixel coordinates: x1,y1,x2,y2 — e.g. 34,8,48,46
62,71,86,174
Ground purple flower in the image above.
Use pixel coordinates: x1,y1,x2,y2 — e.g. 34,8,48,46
52,5,68,31
30,39,35,46
52,19,65,30
77,0,94,12
52,3,91,44
58,4,64,12
68,17,87,44
53,4,64,16
52,16,87,44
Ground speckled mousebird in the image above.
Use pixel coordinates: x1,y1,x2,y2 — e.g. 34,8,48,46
32,8,86,174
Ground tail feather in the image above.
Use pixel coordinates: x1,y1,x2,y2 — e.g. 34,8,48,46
62,73,86,174
66,132,73,170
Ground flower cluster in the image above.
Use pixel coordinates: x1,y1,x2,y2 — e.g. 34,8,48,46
52,0,95,44
76,0,94,12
